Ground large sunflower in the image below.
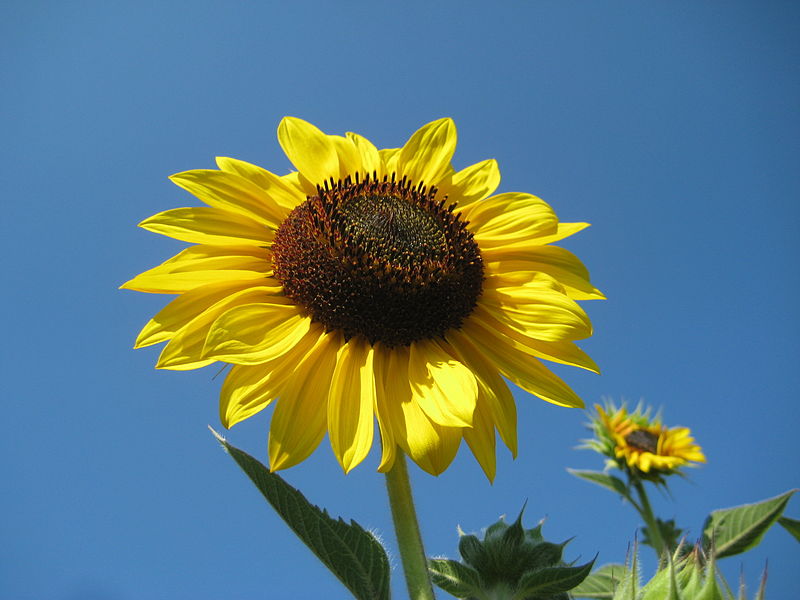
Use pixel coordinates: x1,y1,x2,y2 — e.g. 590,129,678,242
122,117,603,480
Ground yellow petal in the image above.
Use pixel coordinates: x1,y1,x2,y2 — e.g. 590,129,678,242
397,118,457,187
220,325,325,428
329,134,363,179
439,159,501,210
462,400,497,482
279,170,314,198
408,338,477,427
379,346,462,476
481,274,593,342
471,305,599,373
484,223,591,258
134,278,273,348
220,365,283,428
379,147,400,176
485,246,604,300
215,157,304,214
327,336,375,473
120,245,271,294
445,328,517,456
269,330,341,470
412,421,462,476
468,192,558,244
372,344,397,472
170,169,285,227
203,301,311,365
156,286,283,370
345,132,382,177
461,317,585,408
277,117,340,186
138,207,271,246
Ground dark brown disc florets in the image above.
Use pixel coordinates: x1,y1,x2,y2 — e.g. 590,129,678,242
271,173,484,347
625,429,660,454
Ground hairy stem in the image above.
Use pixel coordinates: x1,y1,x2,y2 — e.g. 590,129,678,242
633,479,667,560
385,452,435,600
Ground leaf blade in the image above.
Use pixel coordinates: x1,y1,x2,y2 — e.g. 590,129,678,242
778,516,800,543
568,469,633,503
212,429,391,600
702,489,796,558
570,563,629,599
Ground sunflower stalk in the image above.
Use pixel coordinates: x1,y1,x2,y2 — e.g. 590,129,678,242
632,478,667,560
385,452,436,600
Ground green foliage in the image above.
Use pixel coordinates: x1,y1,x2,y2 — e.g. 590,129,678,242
611,547,640,600
637,552,680,600
702,490,796,558
569,563,628,599
428,507,593,600
211,429,390,600
514,561,594,599
572,544,768,600
777,516,800,543
641,518,683,556
567,470,633,505
428,558,489,599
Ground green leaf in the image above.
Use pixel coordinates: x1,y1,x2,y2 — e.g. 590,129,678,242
568,469,633,503
428,558,487,599
212,429,390,600
778,516,800,542
642,518,683,554
513,558,595,598
570,563,628,599
702,489,796,558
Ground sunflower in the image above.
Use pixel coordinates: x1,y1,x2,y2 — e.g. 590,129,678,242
122,117,603,480
594,403,706,475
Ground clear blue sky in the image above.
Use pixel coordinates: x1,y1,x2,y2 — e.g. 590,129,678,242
3,1,798,598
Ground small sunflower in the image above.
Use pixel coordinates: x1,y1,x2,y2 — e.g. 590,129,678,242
592,402,706,475
122,117,603,479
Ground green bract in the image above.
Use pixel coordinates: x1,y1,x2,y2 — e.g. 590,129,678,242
571,543,768,600
428,508,594,600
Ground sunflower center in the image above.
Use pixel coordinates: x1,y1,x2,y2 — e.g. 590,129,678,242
625,429,660,454
272,174,484,347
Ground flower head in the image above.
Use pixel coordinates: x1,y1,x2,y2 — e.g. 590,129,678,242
122,117,602,479
429,509,594,599
587,401,706,478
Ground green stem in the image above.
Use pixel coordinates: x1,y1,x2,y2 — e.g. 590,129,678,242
632,479,667,560
385,451,435,600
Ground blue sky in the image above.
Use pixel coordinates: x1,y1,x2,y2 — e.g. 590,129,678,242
3,1,798,598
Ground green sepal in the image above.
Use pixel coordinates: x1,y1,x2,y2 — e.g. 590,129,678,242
777,515,800,542
695,551,724,600
639,552,681,600
211,429,390,600
611,545,640,600
459,533,489,572
512,557,595,599
568,469,634,504
427,558,487,599
569,563,628,599
702,489,796,558
753,565,768,600
679,558,705,600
